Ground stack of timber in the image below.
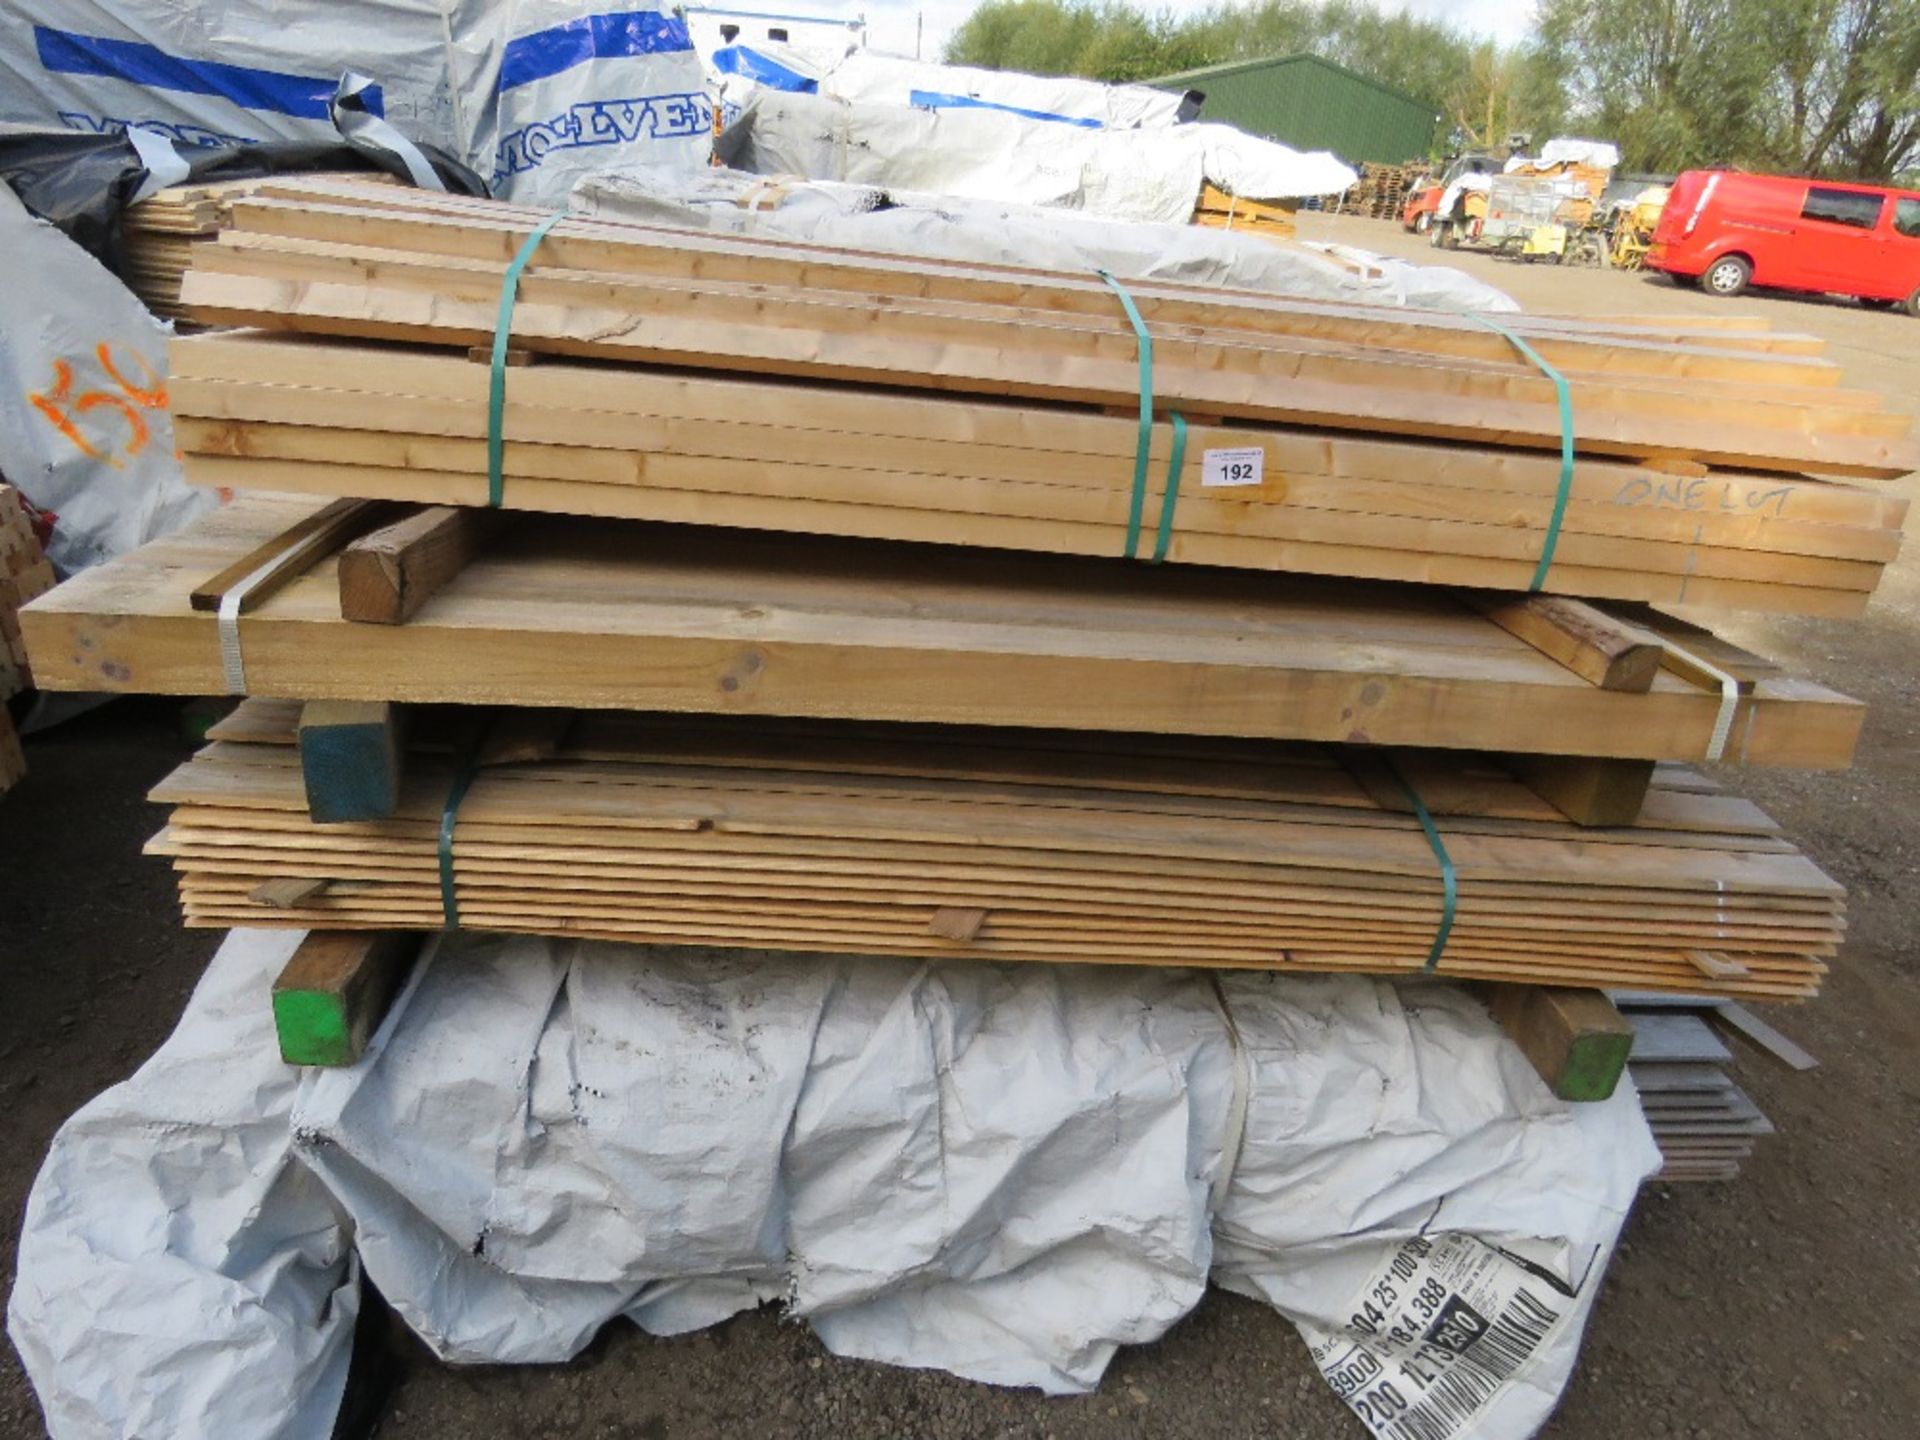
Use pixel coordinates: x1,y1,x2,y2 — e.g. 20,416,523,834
17,181,1878,1107
124,173,388,319
147,697,1844,998
1621,1001,1789,1182
1,485,54,795
123,179,256,319
162,178,1910,616
1191,182,1298,240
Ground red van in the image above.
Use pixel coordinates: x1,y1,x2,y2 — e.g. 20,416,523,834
1647,169,1920,314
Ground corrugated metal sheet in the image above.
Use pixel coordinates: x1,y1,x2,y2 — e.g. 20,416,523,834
1152,54,1439,167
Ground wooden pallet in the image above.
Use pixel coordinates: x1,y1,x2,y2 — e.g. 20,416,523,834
147,699,1843,998
18,494,1866,769
1332,161,1426,219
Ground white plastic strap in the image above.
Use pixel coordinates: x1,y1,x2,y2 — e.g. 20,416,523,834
215,549,301,694
1662,640,1741,762
1205,973,1252,1212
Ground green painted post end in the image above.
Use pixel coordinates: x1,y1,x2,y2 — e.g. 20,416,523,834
273,989,355,1068
1558,1033,1634,1102
300,728,400,824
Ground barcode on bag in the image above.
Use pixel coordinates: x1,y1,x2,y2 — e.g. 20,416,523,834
1314,1232,1581,1440
1376,1289,1560,1440
1201,447,1264,487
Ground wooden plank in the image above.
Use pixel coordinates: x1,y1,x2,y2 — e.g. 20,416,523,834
1510,756,1658,827
1713,1001,1821,1071
338,504,494,623
1486,986,1635,1101
1461,593,1664,692
248,875,331,907
1624,1011,1734,1063
297,700,404,823
270,930,419,1067
189,496,387,614
23,495,1865,769
929,906,989,941
1685,949,1753,981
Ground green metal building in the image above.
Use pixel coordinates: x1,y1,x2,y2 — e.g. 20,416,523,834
1151,54,1440,166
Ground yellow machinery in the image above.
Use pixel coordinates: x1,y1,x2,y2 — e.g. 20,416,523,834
1609,186,1670,270
1521,222,1569,259
1516,197,1607,266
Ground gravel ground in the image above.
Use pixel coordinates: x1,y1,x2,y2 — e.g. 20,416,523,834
3,213,1917,1439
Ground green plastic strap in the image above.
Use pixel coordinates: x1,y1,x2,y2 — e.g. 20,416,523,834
1385,760,1458,972
1151,412,1187,564
1468,312,1575,590
488,209,568,507
1096,269,1157,559
437,758,479,929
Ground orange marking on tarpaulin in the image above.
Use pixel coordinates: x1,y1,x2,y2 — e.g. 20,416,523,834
26,343,171,469
29,360,110,463
97,342,169,408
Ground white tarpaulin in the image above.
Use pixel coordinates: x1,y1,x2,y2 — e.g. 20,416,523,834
574,167,1521,314
480,1,710,206
0,1,472,151
0,3,711,203
5,931,358,1440
715,89,1354,222
11,929,1657,1440
0,182,206,573
1439,169,1495,220
1527,138,1621,171
819,51,1189,130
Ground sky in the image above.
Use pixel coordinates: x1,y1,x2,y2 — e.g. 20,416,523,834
731,0,1539,63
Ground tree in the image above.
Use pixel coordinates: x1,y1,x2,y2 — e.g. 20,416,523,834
944,1,1570,155
1765,0,1920,178
1540,0,1920,177
943,0,1915,179
945,1,1185,80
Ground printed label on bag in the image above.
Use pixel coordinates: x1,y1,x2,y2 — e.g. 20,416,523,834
1303,1233,1582,1440
1201,447,1264,487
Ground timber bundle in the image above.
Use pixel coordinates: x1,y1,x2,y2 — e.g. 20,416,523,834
22,176,1904,1129
122,172,393,319
155,698,1840,998
161,178,1909,615
121,178,252,320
